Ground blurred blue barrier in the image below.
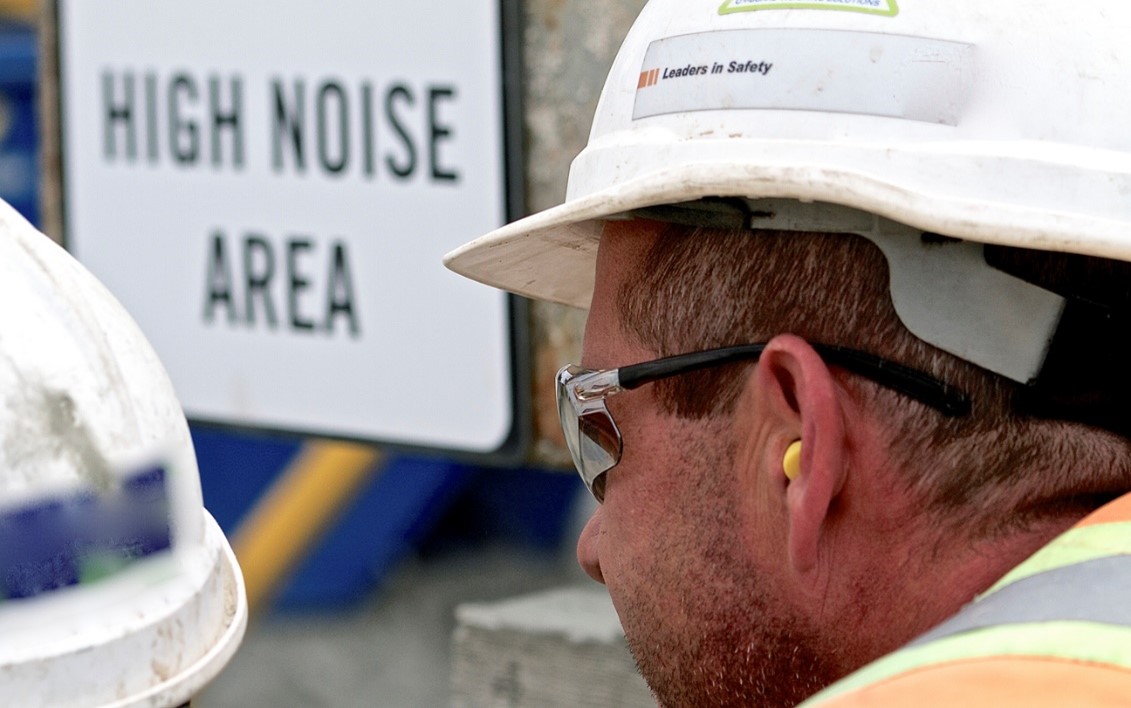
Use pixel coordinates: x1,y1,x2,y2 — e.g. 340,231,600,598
193,427,580,611
0,21,38,226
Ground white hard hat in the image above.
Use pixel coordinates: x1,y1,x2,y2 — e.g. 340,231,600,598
0,201,247,706
445,0,1131,425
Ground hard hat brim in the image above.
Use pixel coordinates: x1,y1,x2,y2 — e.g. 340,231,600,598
0,511,250,708
116,511,249,708
445,155,1131,310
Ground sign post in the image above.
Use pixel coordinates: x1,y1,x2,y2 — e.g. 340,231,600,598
54,1,525,458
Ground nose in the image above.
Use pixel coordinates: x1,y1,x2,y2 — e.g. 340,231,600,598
577,506,605,584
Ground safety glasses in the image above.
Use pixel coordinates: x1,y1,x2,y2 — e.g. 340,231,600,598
556,343,970,502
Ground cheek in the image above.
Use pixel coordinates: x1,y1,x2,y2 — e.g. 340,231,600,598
600,415,741,581
604,401,695,503
593,425,687,586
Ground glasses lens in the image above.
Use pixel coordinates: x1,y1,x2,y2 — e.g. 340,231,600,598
590,471,607,504
577,411,619,501
556,373,584,465
579,410,620,462
556,367,622,502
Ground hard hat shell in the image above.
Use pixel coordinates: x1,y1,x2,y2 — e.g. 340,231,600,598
0,201,246,706
445,0,1131,311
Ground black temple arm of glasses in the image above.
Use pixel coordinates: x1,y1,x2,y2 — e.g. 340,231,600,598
618,343,971,417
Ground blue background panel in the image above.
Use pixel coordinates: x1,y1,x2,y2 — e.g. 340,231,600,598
0,21,38,226
193,427,581,611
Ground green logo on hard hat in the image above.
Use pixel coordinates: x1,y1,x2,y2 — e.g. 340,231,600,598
719,0,899,17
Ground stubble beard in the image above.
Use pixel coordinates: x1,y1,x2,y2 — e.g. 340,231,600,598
615,431,844,708
619,559,843,708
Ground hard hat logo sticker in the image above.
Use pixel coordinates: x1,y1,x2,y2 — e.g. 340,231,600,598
0,464,173,601
639,58,774,93
633,29,971,125
719,0,899,17
638,68,661,89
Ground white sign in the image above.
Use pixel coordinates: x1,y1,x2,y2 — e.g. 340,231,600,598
58,1,516,453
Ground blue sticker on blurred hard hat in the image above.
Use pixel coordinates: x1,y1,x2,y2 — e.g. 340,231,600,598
0,464,173,600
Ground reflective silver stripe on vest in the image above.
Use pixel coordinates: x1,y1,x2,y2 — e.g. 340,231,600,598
909,554,1131,648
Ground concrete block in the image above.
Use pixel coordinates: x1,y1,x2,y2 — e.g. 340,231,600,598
451,586,653,708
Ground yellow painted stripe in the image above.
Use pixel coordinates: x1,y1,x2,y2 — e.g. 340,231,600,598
0,0,37,21
231,440,384,612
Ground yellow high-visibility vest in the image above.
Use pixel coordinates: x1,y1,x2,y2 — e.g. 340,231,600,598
803,494,1131,707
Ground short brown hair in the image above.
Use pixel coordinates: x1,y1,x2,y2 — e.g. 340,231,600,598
616,222,1131,529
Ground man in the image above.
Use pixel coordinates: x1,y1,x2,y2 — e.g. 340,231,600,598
447,1,1131,705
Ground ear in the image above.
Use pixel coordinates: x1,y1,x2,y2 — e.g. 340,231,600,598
749,334,849,577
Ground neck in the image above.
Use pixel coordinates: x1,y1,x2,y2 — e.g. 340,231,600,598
820,495,1092,680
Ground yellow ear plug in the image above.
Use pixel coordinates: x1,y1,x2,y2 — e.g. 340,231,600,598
783,440,802,481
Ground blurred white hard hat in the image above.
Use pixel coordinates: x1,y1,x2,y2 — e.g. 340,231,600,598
0,200,246,706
